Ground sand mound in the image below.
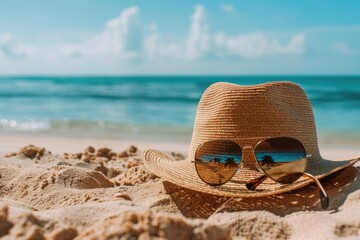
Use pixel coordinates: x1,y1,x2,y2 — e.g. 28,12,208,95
4,144,53,163
334,223,360,237
50,166,114,189
209,212,291,240
113,165,158,186
61,145,158,186
60,145,148,181
77,210,230,240
64,145,138,163
0,165,120,210
0,206,13,237
0,144,161,214
0,205,77,240
0,202,231,240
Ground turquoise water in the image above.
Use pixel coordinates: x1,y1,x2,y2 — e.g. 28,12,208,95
200,154,242,164
255,152,305,163
0,76,359,141
200,152,304,164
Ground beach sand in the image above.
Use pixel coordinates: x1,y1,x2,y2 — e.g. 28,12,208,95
0,134,359,239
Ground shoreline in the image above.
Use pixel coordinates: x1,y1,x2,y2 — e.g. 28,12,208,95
0,134,190,155
0,133,358,160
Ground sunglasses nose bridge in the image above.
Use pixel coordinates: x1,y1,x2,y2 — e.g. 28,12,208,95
241,145,258,170
242,145,253,150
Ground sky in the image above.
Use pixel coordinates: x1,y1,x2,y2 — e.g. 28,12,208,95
0,0,359,75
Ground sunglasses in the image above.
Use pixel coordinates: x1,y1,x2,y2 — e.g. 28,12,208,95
193,137,329,209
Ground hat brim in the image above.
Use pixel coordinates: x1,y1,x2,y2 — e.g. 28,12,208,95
143,149,359,198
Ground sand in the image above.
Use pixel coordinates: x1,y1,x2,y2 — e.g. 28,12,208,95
0,135,359,239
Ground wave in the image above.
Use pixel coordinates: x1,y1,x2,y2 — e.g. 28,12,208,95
0,77,359,105
0,119,50,131
0,118,193,139
0,92,200,103
0,76,359,138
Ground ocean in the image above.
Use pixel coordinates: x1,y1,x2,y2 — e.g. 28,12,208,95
0,76,359,142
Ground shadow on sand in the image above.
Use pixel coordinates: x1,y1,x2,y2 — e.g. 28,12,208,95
163,166,360,218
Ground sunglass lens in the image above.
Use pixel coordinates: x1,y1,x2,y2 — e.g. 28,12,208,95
254,137,306,183
195,140,242,185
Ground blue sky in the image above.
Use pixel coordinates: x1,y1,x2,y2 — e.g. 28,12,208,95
0,0,359,75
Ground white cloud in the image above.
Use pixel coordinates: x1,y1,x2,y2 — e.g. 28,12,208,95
220,3,235,13
0,33,35,59
186,5,209,59
0,4,308,74
275,33,305,55
63,6,143,59
214,32,305,58
332,42,353,55
143,25,159,58
185,5,304,59
0,5,306,62
149,22,158,31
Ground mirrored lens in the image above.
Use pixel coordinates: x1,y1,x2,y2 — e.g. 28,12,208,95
254,137,306,183
195,140,242,185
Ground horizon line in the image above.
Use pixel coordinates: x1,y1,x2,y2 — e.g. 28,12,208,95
0,74,360,78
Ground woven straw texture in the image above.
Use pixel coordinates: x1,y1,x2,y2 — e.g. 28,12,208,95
143,81,359,197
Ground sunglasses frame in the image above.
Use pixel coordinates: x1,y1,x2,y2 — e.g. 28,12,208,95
253,136,308,184
193,136,329,209
193,136,309,186
194,139,242,186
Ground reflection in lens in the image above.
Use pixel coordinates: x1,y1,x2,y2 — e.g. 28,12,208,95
195,140,242,185
254,137,307,183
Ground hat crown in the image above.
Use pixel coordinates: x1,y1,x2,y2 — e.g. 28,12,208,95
188,81,320,166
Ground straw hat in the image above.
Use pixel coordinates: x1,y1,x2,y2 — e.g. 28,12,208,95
143,81,359,198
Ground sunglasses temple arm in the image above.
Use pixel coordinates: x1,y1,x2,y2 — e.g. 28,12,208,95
246,175,268,190
302,172,329,209
247,154,313,190
246,172,329,209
